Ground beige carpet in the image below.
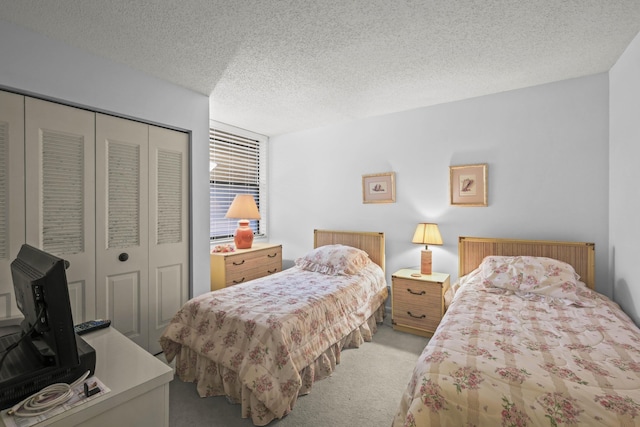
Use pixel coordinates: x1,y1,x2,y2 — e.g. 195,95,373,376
163,316,428,427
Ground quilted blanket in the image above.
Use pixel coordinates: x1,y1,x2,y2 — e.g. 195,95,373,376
161,262,387,425
393,267,640,427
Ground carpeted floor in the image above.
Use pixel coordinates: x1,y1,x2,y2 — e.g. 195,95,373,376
160,316,428,427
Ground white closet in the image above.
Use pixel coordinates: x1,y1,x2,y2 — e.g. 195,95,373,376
0,91,189,354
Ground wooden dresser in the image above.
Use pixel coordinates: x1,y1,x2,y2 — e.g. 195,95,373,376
391,269,450,337
210,243,282,290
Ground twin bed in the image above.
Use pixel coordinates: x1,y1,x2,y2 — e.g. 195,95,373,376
161,232,640,426
393,237,640,427
160,230,388,425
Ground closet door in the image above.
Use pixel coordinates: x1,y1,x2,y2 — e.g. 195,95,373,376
95,113,150,350
148,126,189,355
0,91,24,321
25,98,96,323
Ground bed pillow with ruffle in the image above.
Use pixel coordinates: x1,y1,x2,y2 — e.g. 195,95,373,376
295,244,371,275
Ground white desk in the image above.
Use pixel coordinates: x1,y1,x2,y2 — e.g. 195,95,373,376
1,327,173,427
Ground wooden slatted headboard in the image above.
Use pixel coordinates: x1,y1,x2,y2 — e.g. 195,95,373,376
314,229,385,272
458,236,595,290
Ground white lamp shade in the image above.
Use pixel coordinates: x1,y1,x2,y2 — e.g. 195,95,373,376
225,194,261,220
412,223,443,246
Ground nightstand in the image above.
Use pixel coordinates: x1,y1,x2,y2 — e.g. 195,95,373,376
391,269,450,337
210,243,282,290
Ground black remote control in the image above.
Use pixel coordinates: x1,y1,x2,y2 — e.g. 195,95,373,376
74,319,111,335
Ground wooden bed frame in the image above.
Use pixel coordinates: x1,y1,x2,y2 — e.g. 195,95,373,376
314,229,385,272
458,236,595,289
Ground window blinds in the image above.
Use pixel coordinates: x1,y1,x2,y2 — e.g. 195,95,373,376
209,128,263,241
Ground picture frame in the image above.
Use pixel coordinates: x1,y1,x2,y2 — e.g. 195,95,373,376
362,172,396,204
449,163,488,207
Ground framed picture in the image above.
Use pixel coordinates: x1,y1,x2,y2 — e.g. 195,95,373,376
449,163,487,206
362,172,396,204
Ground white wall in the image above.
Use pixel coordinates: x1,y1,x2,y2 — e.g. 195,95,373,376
610,31,640,325
0,17,620,315
0,19,211,297
269,74,610,301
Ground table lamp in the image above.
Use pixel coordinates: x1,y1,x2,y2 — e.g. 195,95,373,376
411,223,442,276
225,194,261,249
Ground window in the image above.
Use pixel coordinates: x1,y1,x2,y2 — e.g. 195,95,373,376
209,122,267,242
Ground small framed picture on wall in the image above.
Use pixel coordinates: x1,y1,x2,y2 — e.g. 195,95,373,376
449,163,487,206
362,172,396,204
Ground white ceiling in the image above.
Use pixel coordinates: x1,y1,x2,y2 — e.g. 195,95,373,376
1,1,640,136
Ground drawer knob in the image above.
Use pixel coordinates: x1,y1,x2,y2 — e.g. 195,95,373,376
267,268,277,274
407,288,426,296
268,253,277,258
407,311,426,319
232,277,245,284
232,260,245,266
118,253,129,262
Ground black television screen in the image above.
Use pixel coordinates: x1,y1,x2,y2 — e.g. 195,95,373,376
10,244,79,368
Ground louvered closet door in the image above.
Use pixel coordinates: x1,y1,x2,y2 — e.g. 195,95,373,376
0,91,25,321
96,113,150,350
25,98,96,323
148,125,189,355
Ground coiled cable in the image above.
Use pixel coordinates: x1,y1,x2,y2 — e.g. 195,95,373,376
8,370,91,418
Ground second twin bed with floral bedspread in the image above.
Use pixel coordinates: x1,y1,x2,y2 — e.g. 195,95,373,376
393,237,640,427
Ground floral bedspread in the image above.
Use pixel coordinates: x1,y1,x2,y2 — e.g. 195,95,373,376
160,262,387,425
393,269,640,427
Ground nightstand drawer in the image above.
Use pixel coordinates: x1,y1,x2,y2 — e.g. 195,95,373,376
393,301,442,332
393,277,443,303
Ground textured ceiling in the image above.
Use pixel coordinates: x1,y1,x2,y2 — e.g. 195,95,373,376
1,1,640,136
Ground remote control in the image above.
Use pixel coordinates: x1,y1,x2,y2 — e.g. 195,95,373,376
74,319,111,335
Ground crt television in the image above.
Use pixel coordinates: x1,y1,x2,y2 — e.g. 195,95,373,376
10,244,79,367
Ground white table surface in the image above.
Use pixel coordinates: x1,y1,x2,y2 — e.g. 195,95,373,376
0,327,174,427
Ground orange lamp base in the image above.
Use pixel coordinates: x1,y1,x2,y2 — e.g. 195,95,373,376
233,220,254,249
420,250,433,275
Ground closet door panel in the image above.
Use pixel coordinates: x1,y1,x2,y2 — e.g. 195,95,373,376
24,97,96,323
0,91,25,321
105,271,142,338
148,125,189,355
96,113,149,350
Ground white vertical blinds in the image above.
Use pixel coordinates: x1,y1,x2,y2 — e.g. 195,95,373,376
42,129,85,255
0,122,7,260
108,141,140,248
157,149,182,244
210,127,263,241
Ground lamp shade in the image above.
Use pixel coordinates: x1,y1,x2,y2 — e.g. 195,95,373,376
412,223,443,246
225,194,261,220
225,195,261,249
412,223,442,276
